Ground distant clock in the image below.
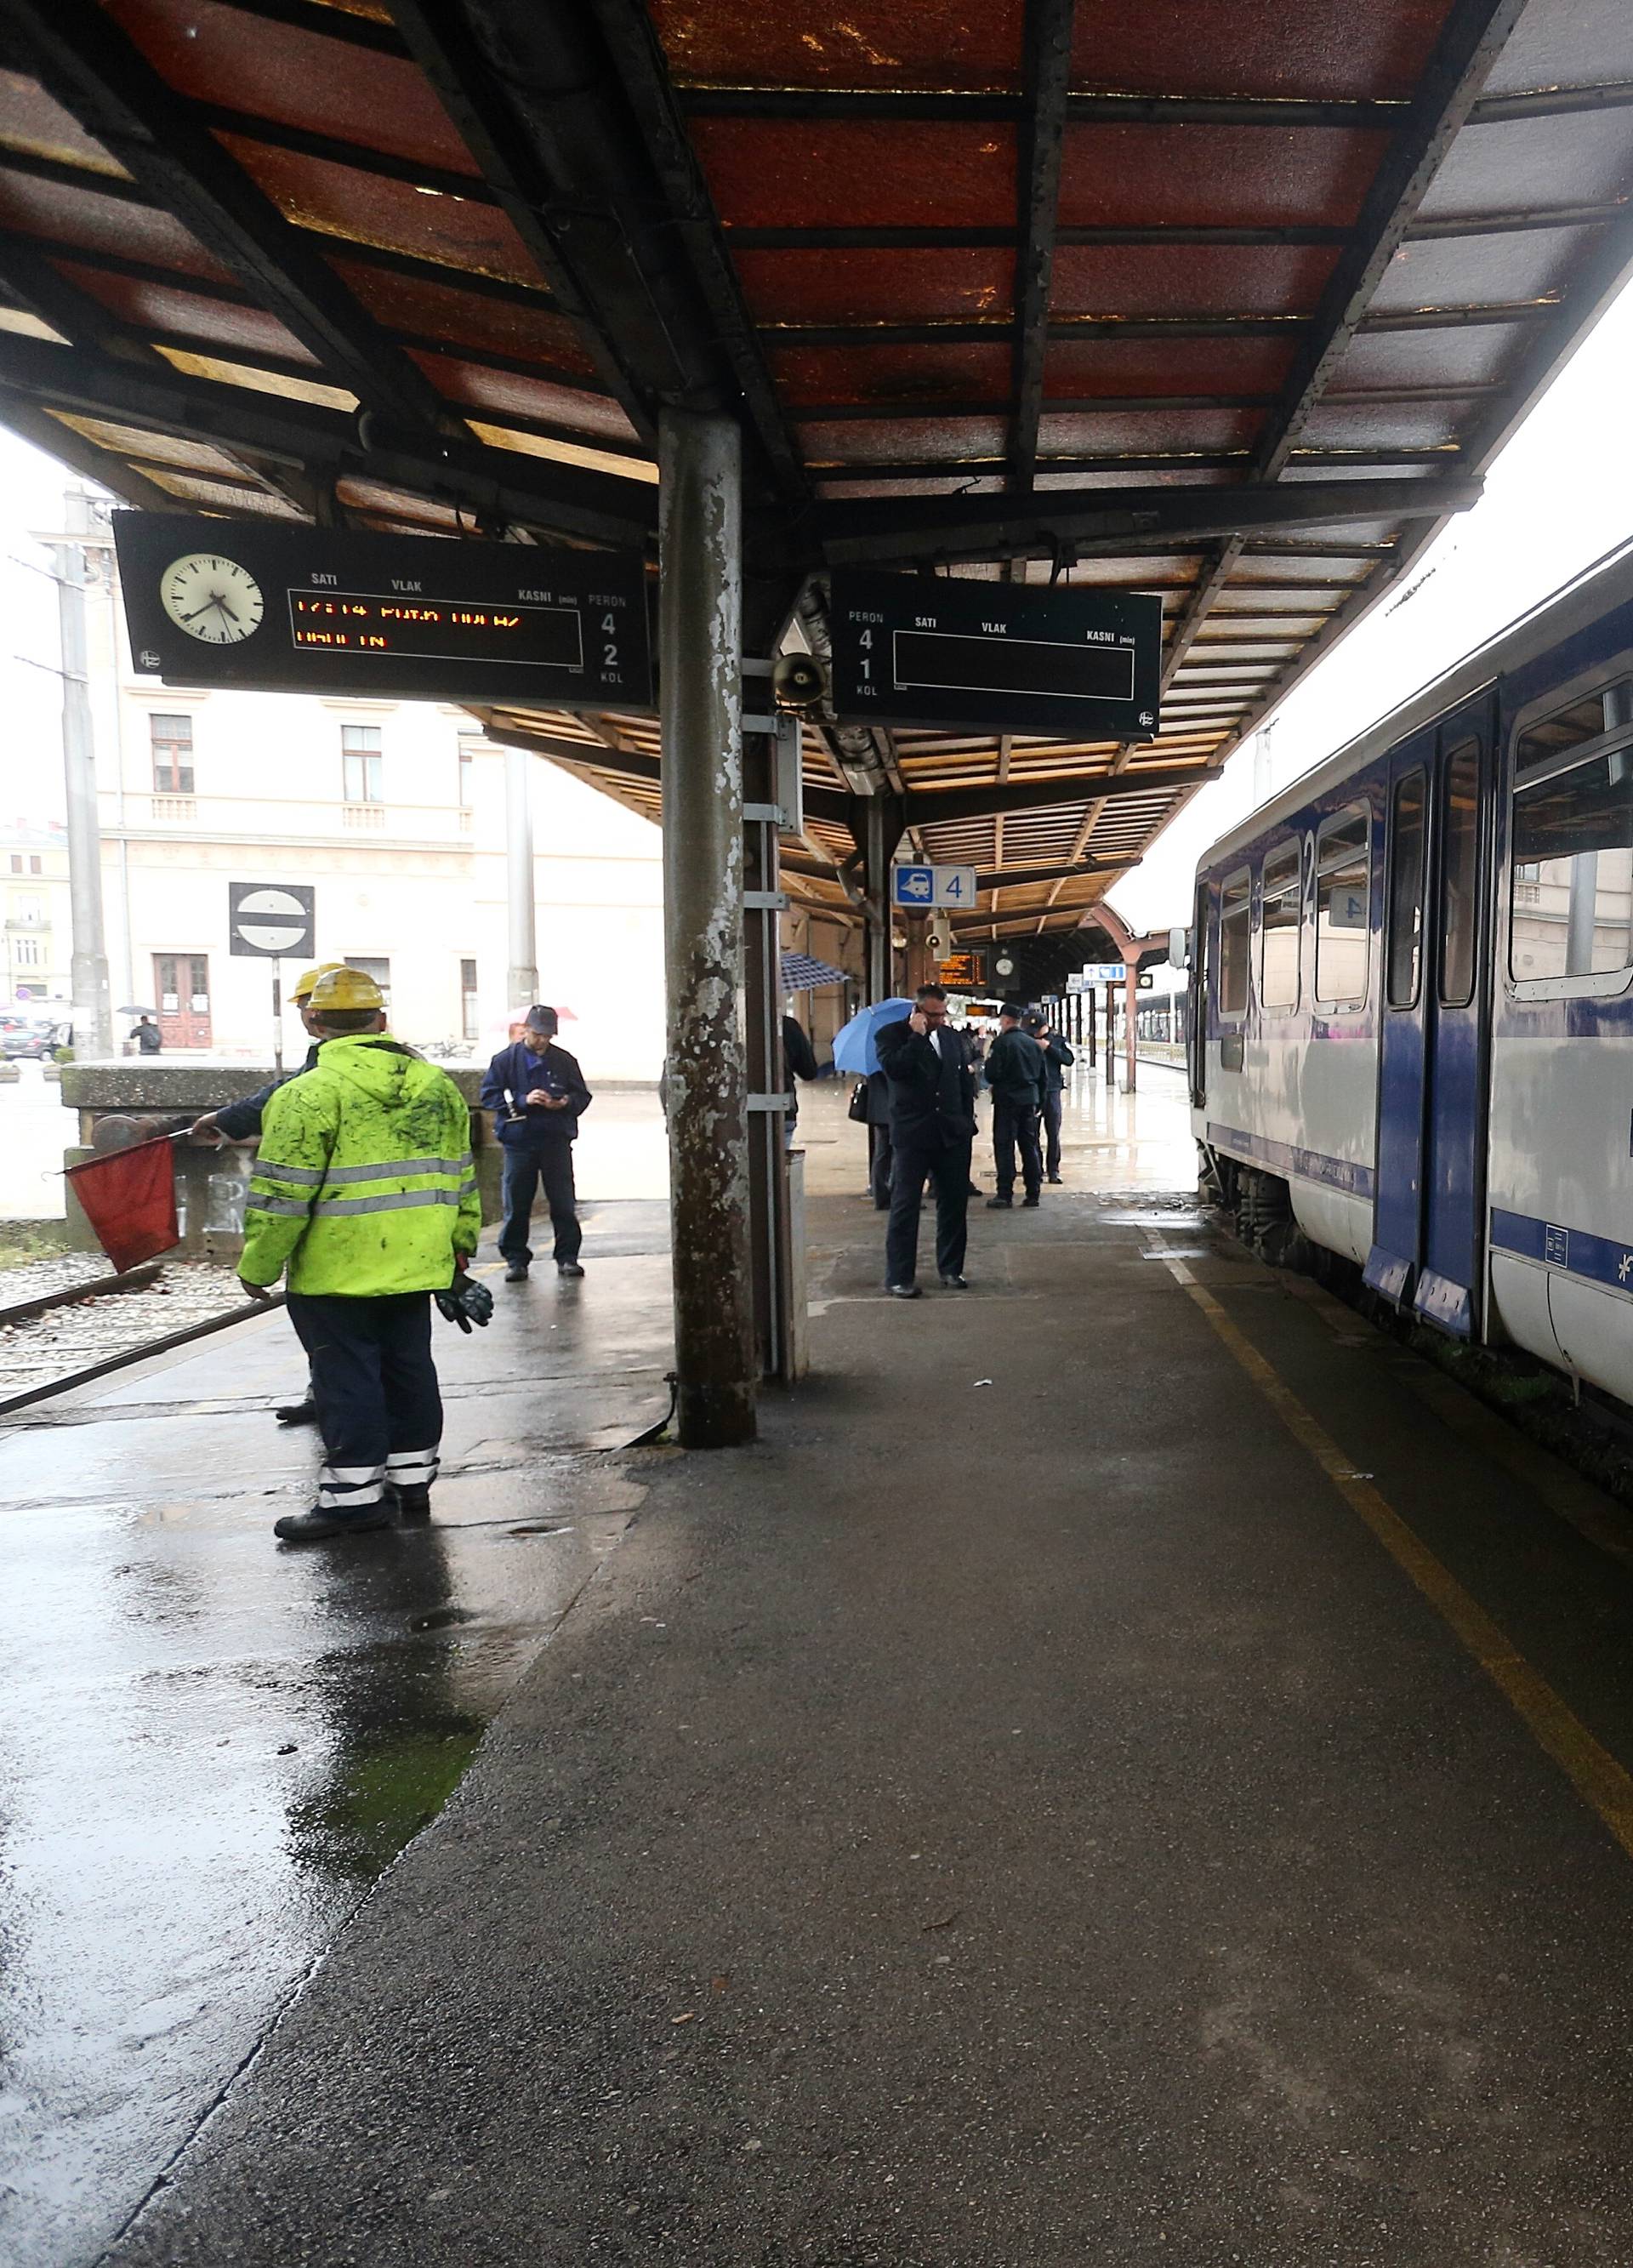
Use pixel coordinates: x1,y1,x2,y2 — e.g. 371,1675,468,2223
160,552,265,645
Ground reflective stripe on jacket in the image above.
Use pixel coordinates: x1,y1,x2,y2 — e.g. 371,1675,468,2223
240,1034,481,1295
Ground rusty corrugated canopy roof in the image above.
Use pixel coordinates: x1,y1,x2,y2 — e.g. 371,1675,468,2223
2,0,1631,936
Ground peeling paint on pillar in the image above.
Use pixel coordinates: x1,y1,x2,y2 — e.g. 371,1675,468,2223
658,408,756,1448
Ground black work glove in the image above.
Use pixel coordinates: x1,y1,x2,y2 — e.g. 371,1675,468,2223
435,1275,494,1331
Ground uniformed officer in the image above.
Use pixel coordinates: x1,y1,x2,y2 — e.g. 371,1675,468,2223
237,966,481,1545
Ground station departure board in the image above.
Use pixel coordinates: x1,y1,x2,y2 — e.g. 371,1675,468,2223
113,516,652,710
830,570,1162,740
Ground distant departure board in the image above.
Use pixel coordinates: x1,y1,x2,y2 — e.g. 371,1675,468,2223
114,516,652,710
830,571,1161,740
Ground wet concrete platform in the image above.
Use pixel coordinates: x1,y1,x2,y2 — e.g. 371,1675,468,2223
0,1200,673,2267
17,1066,1633,2264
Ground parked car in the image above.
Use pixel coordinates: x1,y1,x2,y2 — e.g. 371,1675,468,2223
1,1019,67,1060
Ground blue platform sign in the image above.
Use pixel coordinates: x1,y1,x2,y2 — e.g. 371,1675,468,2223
891,863,978,910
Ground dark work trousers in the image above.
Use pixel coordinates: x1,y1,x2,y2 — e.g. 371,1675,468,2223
287,1291,441,1514
992,1098,1044,1199
868,1120,895,1210
885,1137,972,1285
499,1140,582,1266
1041,1088,1064,1178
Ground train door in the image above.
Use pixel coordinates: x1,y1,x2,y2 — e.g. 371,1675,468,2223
1187,876,1207,1108
1366,692,1495,1334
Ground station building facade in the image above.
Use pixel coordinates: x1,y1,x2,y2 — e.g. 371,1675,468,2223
93,669,667,1080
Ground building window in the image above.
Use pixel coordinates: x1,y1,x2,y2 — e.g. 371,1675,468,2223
150,712,195,794
14,895,43,923
28,856,40,875
1314,803,1370,1007
458,738,477,807
1386,770,1427,1008
1219,868,1251,1017
342,724,383,804
8,855,19,874
1511,681,1633,984
345,956,390,995
1259,841,1301,1011
460,957,478,1040
14,936,40,966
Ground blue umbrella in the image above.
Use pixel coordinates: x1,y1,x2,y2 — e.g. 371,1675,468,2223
831,997,913,1074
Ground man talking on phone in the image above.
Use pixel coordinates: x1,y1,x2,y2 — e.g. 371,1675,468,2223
873,983,978,1297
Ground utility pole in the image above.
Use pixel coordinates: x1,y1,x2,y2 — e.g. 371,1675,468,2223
504,743,539,1005
56,489,112,1057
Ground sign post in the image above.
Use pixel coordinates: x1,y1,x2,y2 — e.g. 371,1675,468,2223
228,883,316,1072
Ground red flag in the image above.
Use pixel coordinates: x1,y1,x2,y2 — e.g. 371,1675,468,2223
65,1134,180,1274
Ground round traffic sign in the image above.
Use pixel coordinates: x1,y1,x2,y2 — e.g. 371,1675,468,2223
235,887,310,953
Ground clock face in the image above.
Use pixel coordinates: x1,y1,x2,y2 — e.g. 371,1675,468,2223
160,552,265,645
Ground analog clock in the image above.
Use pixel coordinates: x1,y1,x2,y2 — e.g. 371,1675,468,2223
160,552,265,645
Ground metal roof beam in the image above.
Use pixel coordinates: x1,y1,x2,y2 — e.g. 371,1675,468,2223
485,722,851,826
0,331,658,550
729,223,1354,252
908,769,1205,826
971,858,1118,888
5,0,451,433
816,474,1481,568
0,393,181,513
680,88,1404,129
1161,0,1528,687
1011,0,1074,489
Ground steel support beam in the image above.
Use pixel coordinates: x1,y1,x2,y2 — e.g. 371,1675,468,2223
657,409,755,1449
910,768,1204,828
504,746,539,1006
1011,0,1074,487
816,476,1482,569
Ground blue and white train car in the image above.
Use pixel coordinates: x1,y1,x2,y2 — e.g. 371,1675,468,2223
1186,544,1633,1411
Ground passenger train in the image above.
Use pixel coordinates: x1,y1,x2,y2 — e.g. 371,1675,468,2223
1185,544,1633,1415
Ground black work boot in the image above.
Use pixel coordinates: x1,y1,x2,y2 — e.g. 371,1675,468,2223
275,1394,317,1426
393,1484,432,1522
986,1194,1012,1209
274,1504,390,1544
504,1261,529,1283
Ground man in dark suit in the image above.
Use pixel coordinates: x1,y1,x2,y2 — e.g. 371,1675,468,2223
479,1005,593,1282
1023,1010,1075,1183
874,983,977,1297
984,1001,1047,1208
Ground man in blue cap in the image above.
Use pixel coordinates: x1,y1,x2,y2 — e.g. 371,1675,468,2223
480,1005,592,1282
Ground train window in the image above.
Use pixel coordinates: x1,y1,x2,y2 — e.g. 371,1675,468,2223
1439,742,1480,1006
1259,842,1301,1009
1219,868,1251,1016
1386,771,1426,1007
1314,805,1370,1006
1511,681,1633,983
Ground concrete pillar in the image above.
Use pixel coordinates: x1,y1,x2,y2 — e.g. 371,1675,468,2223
1104,984,1115,1086
504,744,539,1005
658,408,755,1448
57,490,111,1058
1124,962,1138,1093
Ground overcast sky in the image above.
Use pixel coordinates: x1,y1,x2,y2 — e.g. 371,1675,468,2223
5,273,1633,900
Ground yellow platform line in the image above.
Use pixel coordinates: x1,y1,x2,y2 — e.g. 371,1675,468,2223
1159,1247,1633,1863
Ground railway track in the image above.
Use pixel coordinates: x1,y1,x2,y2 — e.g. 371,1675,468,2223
0,1253,276,1414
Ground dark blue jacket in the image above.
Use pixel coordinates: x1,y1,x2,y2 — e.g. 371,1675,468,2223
214,1042,321,1141
1037,1034,1075,1093
481,1040,592,1147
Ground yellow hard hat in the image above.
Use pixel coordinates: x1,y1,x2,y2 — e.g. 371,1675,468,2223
289,960,346,1005
307,966,384,1012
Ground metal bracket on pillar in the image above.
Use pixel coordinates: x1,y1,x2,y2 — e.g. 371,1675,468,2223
742,670,799,1384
